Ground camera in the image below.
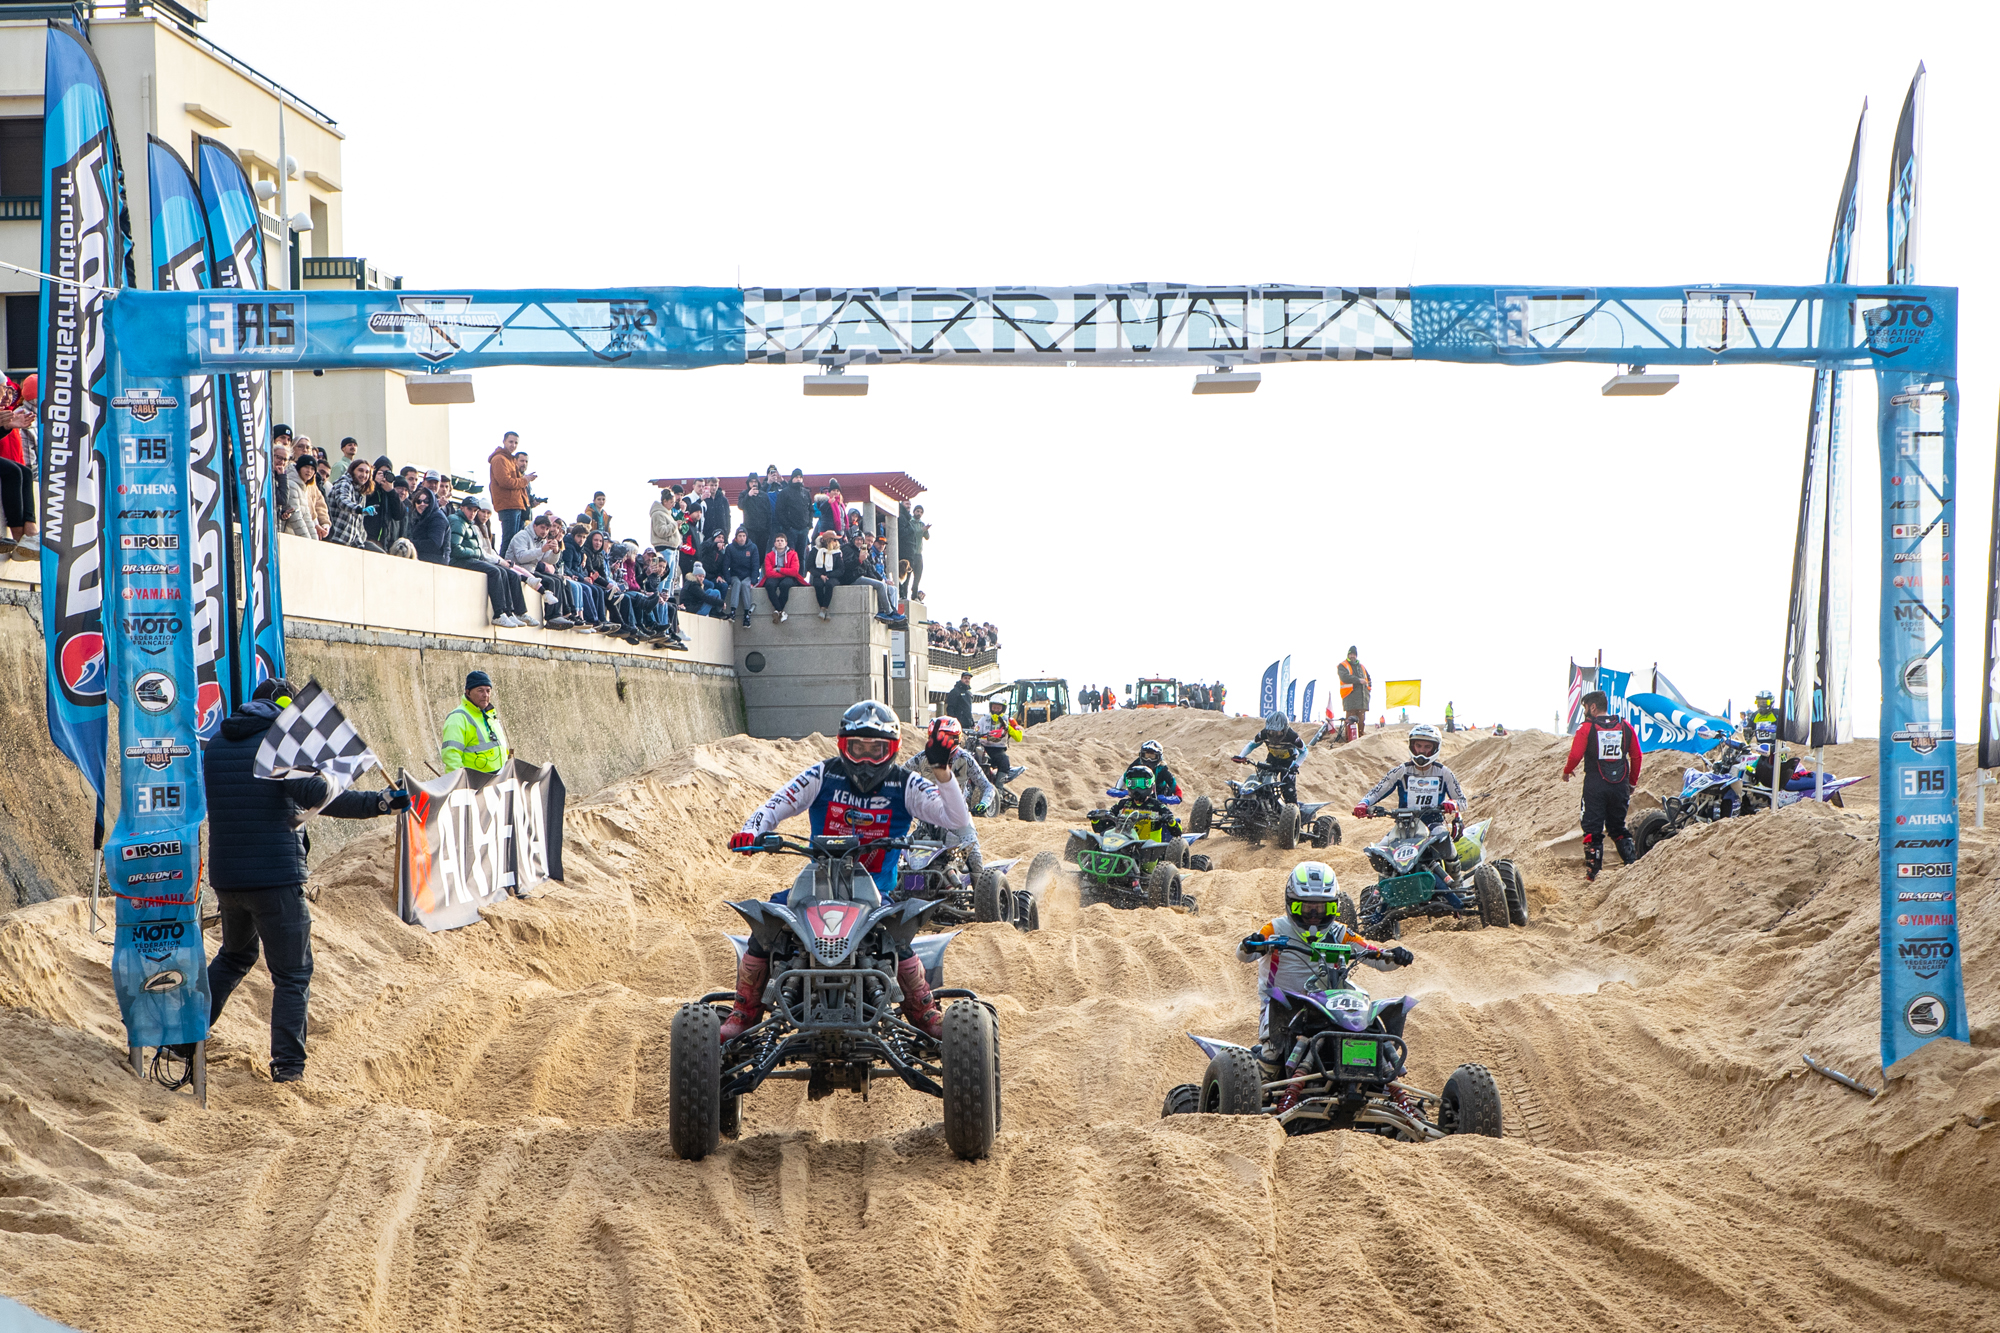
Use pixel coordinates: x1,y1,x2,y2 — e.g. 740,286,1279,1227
528,493,548,507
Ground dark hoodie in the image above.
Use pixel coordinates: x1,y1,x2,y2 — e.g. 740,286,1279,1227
408,488,449,564
202,700,391,890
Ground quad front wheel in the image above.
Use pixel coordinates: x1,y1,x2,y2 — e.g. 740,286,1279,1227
1161,1083,1200,1117
1631,809,1671,858
1146,862,1183,909
1200,1048,1264,1115
1473,864,1509,928
1188,796,1213,835
1358,886,1401,941
1333,891,1360,933
669,1003,723,1161
1311,815,1339,848
1496,860,1529,927
940,1001,1001,1160
1439,1062,1504,1138
1276,803,1301,850
974,868,1006,923
1017,787,1048,822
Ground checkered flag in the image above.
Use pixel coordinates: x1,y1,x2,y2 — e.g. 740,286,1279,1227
252,678,379,801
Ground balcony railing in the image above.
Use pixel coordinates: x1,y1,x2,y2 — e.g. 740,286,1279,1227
299,256,402,291
0,197,41,221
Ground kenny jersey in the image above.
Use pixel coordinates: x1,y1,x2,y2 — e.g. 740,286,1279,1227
743,758,971,873
1359,761,1467,814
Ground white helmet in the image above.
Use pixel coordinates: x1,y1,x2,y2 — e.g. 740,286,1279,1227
1408,723,1442,768
1286,862,1342,930
1265,710,1289,732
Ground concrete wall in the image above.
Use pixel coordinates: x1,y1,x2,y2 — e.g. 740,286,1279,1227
735,586,930,738
0,540,744,905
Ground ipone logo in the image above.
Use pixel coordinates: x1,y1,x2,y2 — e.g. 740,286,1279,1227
120,534,179,550
121,839,184,860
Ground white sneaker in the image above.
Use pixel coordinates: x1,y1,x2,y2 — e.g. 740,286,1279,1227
494,614,521,628
780,611,789,623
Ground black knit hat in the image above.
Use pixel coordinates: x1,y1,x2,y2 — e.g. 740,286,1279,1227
466,670,493,692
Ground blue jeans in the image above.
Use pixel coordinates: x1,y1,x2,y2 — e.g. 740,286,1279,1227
207,886,314,1076
571,580,605,622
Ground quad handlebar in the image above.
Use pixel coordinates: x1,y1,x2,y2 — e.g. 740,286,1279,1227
736,832,924,859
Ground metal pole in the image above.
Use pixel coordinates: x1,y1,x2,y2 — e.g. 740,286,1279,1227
277,103,295,428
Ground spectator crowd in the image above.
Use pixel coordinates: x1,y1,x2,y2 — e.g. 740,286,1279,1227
928,618,1000,655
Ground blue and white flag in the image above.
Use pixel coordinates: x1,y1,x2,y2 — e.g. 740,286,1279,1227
1597,667,1632,717
1624,693,1736,754
1301,679,1316,721
1258,660,1279,716
1285,678,1296,719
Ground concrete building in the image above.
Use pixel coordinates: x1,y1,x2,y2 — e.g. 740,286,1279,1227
0,0,450,472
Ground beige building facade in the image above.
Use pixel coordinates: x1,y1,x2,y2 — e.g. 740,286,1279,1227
0,0,450,471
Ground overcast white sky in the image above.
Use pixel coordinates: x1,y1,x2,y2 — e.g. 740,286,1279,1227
206,1,2000,735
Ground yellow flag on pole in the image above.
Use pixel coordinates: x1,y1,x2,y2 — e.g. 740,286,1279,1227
1384,680,1421,708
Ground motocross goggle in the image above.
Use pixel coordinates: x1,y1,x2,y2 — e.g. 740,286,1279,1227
1289,900,1332,924
838,736,899,765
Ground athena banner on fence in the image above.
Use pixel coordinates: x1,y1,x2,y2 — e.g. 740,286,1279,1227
148,136,231,739
1876,61,1965,1071
194,133,284,699
397,759,566,932
37,21,128,837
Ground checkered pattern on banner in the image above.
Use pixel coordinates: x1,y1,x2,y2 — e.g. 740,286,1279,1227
252,678,378,799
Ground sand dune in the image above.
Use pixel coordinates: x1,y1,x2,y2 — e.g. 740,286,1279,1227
0,713,1995,1332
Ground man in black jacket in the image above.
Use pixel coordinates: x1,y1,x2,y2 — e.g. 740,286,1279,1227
200,678,407,1081
777,467,813,554
945,671,976,729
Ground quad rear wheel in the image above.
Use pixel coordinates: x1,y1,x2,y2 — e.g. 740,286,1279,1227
1146,862,1184,909
1496,860,1529,927
1439,1062,1504,1138
1017,787,1048,822
1200,1048,1264,1115
974,868,1006,923
1161,1083,1200,1117
1632,809,1671,858
669,1003,723,1161
1276,803,1301,850
941,1001,1001,1160
1188,796,1213,834
1312,815,1340,848
1473,864,1509,928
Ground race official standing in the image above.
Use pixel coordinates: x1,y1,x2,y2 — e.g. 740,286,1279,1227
199,678,406,1081
440,670,510,773
1562,689,1642,881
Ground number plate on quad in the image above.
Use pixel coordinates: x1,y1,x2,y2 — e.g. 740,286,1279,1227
1376,872,1437,909
1077,849,1138,880
1339,1037,1381,1071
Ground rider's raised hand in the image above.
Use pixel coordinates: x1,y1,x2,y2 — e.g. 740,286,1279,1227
728,830,758,853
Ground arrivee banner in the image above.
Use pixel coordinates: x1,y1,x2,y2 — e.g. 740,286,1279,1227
397,759,566,931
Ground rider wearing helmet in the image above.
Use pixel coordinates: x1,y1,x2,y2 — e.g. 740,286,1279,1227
1561,690,1643,880
902,715,995,867
1132,739,1181,799
1353,723,1469,886
1238,862,1414,1110
1746,690,1779,746
722,699,971,1040
978,696,1025,783
1235,710,1318,804
1092,763,1183,838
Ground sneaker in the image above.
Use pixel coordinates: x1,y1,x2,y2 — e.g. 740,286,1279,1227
818,608,830,621
779,611,789,623
548,616,575,629
742,612,752,628
492,614,518,627
772,610,782,624
272,1067,304,1084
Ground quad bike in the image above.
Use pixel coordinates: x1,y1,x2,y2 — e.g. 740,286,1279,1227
1355,804,1526,939
1189,759,1339,850
893,830,1053,932
1062,794,1203,912
670,833,1001,1162
1631,743,1867,857
1161,934,1502,1142
974,752,1049,823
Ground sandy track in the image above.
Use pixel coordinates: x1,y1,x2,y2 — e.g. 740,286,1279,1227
0,714,1995,1332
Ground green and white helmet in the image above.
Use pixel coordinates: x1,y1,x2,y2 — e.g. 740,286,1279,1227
1286,861,1341,927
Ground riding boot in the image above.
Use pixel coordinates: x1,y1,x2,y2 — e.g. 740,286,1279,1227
1583,834,1602,882
896,954,944,1038
717,954,770,1043
1616,835,1638,865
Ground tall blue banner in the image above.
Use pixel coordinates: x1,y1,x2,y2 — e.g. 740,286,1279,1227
1876,62,1964,1071
1258,659,1279,716
37,22,126,843
1301,679,1316,722
1284,678,1296,719
148,137,230,740
194,134,283,698
1278,655,1292,714
101,358,210,1047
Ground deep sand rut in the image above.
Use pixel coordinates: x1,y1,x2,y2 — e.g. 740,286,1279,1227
1,713,1996,1332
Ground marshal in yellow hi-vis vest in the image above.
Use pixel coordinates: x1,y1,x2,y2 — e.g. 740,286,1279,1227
441,676,509,774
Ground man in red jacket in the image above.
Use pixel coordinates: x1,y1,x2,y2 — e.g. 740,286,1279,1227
1562,690,1642,881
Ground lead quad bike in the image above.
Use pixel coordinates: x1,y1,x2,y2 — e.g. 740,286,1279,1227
1062,792,1204,912
1190,760,1339,850
893,827,1054,932
1161,935,1502,1141
670,833,1002,1162
1355,805,1527,938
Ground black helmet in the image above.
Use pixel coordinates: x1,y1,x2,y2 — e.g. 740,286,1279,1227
1139,740,1163,765
837,699,901,792
1122,764,1156,797
1265,710,1288,732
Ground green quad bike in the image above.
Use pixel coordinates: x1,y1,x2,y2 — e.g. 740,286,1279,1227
1354,805,1528,940
1062,791,1205,912
1161,934,1503,1141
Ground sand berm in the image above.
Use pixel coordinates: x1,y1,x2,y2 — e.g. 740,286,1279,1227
0,712,1995,1332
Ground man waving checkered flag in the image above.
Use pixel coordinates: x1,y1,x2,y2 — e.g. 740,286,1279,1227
253,678,379,800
